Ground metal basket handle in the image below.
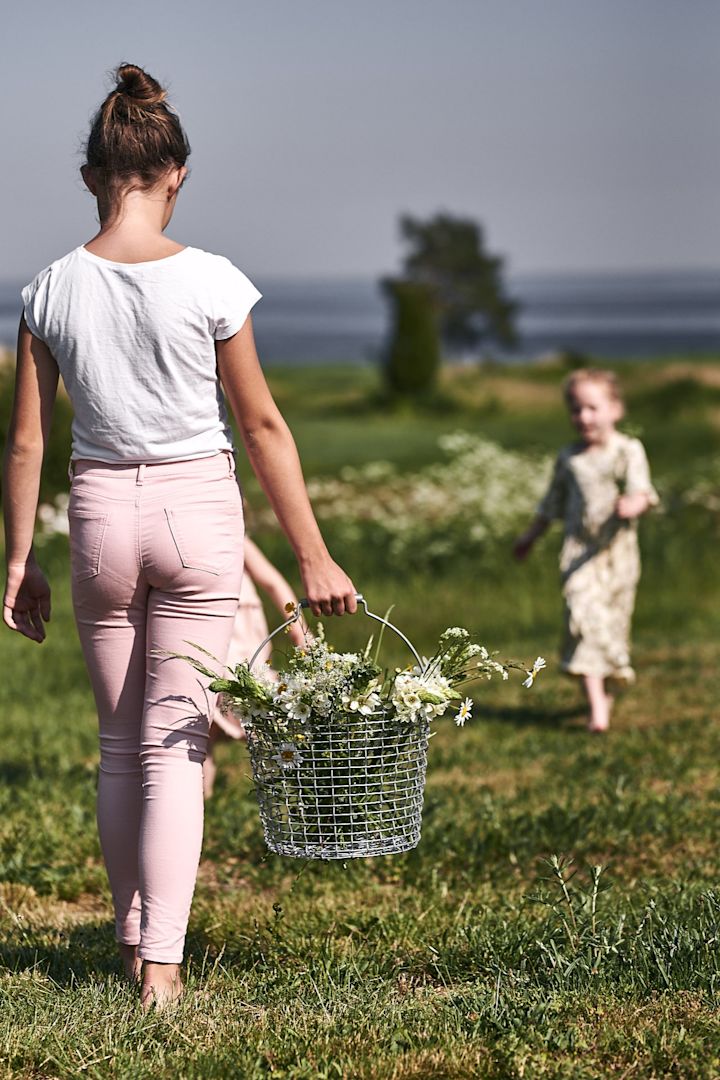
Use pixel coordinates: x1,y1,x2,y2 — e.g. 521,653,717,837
247,593,425,673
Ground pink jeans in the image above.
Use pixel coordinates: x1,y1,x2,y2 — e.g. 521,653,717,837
68,453,243,963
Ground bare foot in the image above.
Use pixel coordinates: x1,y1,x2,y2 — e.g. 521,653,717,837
582,675,611,734
141,962,184,1011
118,943,142,983
588,690,613,733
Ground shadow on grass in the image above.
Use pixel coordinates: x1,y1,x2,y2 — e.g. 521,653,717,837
0,922,229,989
0,922,122,986
0,762,39,788
480,702,586,728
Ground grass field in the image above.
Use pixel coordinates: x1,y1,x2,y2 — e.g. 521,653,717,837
1,358,720,1078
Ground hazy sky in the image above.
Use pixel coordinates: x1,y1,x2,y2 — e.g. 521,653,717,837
2,0,719,282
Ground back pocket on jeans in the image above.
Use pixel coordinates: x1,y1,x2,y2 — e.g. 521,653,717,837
68,511,109,581
165,507,241,575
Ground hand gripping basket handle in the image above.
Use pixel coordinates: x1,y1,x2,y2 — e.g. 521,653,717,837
247,593,425,673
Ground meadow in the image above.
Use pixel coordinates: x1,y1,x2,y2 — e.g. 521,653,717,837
1,356,720,1078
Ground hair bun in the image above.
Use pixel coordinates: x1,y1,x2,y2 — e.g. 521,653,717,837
115,63,167,106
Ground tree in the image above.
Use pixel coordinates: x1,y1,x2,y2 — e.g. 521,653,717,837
382,280,440,395
397,212,518,354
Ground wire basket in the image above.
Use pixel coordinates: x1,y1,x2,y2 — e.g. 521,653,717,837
244,595,430,860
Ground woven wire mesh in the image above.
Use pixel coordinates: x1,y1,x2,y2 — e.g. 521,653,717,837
246,710,430,859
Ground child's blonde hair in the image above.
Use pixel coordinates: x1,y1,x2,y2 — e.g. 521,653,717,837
562,368,625,416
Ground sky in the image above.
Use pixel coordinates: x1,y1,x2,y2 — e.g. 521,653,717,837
2,0,719,283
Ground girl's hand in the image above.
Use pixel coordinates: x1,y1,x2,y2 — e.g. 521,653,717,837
512,517,549,561
512,533,535,561
300,557,358,618
3,560,52,643
616,492,650,520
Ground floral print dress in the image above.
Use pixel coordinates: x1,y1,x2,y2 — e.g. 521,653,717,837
537,431,658,682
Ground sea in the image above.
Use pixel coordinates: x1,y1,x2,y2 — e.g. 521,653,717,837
1,269,718,364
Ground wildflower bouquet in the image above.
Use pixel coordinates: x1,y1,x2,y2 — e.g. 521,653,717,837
179,621,542,859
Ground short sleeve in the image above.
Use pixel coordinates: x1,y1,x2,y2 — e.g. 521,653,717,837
536,452,567,520
625,438,659,506
20,267,51,342
211,259,262,341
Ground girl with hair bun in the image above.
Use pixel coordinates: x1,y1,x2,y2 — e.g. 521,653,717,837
3,63,356,1009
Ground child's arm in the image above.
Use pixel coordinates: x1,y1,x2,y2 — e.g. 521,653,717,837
243,537,310,647
616,439,659,520
615,492,653,519
513,516,551,560
513,451,566,560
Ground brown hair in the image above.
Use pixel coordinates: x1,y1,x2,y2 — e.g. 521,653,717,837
85,63,190,211
563,368,624,412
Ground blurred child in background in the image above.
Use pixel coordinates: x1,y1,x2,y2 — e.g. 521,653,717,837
513,369,657,732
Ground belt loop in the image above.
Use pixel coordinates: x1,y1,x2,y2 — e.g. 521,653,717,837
67,459,75,482
226,451,235,477
136,464,146,486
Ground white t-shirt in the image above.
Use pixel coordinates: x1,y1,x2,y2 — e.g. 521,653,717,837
21,245,262,463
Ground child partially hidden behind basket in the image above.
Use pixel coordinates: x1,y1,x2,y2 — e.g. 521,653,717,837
203,536,311,799
513,369,658,733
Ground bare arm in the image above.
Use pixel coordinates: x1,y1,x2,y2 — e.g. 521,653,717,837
512,515,551,560
216,318,356,617
616,492,653,519
513,452,565,560
242,537,310,646
2,318,59,641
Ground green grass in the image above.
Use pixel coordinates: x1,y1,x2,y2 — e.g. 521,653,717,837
2,359,720,1077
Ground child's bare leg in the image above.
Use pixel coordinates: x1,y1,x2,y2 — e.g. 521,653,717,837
583,675,610,732
141,961,183,1011
118,942,142,982
202,749,217,801
202,725,222,800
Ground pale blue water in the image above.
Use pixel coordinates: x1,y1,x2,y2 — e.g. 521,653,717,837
1,269,718,363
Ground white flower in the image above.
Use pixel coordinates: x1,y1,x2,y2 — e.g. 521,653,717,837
288,701,311,721
522,658,546,689
271,743,304,769
401,690,421,710
454,698,473,727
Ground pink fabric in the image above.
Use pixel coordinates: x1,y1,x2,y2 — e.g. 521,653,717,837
211,574,275,738
68,453,243,963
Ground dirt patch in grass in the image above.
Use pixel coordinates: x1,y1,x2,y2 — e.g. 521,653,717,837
0,882,110,929
650,363,720,390
590,834,719,884
383,1046,493,1079
442,368,560,412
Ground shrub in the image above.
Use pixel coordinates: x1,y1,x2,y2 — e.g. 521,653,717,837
382,280,440,395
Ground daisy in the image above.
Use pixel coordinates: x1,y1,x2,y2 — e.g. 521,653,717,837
272,743,304,770
454,697,473,727
522,656,547,688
